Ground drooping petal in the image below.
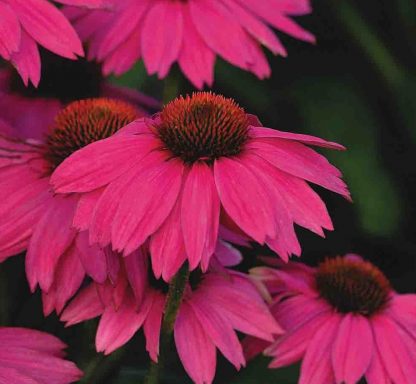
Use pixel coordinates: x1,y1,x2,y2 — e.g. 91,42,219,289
143,291,165,362
332,314,373,384
372,315,416,384
51,134,158,193
10,0,84,58
112,152,184,255
214,156,276,244
26,195,78,292
181,162,220,271
189,295,245,369
174,302,216,384
96,294,153,354
299,314,340,384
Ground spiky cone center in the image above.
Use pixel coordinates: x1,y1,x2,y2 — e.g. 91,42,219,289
156,92,250,163
316,256,391,316
43,98,138,170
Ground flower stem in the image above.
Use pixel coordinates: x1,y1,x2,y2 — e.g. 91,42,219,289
162,69,181,104
145,264,190,384
329,0,406,90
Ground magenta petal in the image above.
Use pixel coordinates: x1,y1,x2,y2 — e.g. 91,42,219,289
365,347,391,384
141,1,183,77
26,195,77,292
96,294,152,355
10,29,41,87
124,249,148,306
75,231,107,283
299,314,340,384
143,291,165,362
267,310,330,369
249,126,345,150
149,196,186,281
372,315,416,384
61,284,103,326
112,153,184,255
332,314,373,384
189,295,245,369
181,162,220,271
0,2,21,59
51,134,157,193
73,188,103,231
214,157,276,244
174,302,216,384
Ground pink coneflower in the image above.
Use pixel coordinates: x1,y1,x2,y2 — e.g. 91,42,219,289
0,98,145,311
64,0,315,88
247,254,416,384
52,92,349,281
0,327,82,383
61,252,282,384
0,0,104,86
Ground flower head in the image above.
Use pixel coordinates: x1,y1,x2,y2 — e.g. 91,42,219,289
52,92,350,281
0,96,148,311
60,250,281,384
0,327,82,383
247,254,416,384
64,0,315,88
0,0,103,86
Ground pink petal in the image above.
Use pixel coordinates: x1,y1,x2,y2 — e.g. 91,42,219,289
189,295,245,369
61,284,104,326
174,302,216,384
178,6,215,89
141,1,183,78
96,294,153,355
124,249,148,306
10,0,83,58
372,315,416,384
97,1,148,61
248,138,350,198
46,244,85,314
112,153,184,255
214,156,276,244
267,310,331,369
181,162,220,271
75,231,107,283
365,347,391,384
149,196,187,281
189,0,255,71
249,126,345,150
0,2,21,59
73,188,103,231
10,29,41,87
143,291,165,362
51,134,158,193
299,314,340,384
332,314,373,384
26,195,78,292
201,274,282,340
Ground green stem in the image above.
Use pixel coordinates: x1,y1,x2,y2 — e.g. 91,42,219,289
145,265,190,384
162,69,181,104
329,0,406,90
80,348,125,384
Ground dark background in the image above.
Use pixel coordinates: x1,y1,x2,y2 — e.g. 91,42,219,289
1,0,415,382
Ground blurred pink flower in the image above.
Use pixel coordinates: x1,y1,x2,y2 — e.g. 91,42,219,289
0,0,105,86
246,254,416,384
61,252,282,384
0,327,82,383
52,92,349,281
0,97,148,311
64,0,315,88
0,67,159,141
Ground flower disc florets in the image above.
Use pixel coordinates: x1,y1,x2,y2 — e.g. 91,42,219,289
44,98,137,169
316,256,391,316
157,92,250,163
